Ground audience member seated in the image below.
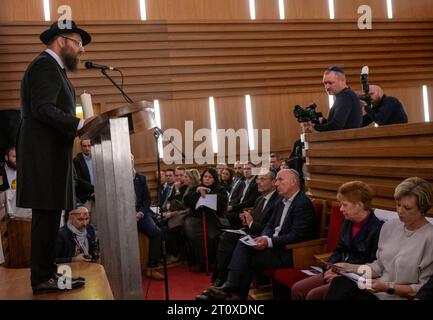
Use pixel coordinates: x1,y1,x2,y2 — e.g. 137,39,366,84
279,160,289,170
163,168,201,263
169,166,188,203
196,169,280,300
0,147,31,218
220,167,234,193
326,177,433,300
133,155,164,281
227,161,245,208
159,168,175,210
269,152,281,174
226,162,260,229
361,85,408,127
206,169,316,300
291,181,383,300
55,207,98,263
183,167,228,272
216,162,227,181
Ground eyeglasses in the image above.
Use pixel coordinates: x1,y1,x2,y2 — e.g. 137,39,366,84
61,36,83,48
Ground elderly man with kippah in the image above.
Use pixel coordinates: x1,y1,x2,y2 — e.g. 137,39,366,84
304,66,362,132
16,20,95,294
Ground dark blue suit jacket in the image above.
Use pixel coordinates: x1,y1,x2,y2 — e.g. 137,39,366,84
262,191,316,265
134,173,152,214
329,212,383,264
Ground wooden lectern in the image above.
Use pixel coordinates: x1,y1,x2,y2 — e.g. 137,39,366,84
78,100,154,300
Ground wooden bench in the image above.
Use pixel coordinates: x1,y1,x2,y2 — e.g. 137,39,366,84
0,190,32,268
137,232,149,273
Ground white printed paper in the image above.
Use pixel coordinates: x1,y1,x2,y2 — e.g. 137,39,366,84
239,235,257,246
195,194,217,211
222,229,247,235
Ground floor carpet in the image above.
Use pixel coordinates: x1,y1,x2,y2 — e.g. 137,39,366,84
142,263,212,300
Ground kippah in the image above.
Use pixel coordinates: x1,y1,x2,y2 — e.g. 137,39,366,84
327,66,345,74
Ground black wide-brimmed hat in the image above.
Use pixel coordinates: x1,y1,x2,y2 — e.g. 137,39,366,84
40,20,91,46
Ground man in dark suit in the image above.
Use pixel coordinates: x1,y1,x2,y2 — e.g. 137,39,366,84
132,155,163,280
197,169,280,299
207,169,316,299
225,162,259,229
73,139,94,205
16,20,94,294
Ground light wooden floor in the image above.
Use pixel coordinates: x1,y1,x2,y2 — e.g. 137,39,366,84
0,262,113,300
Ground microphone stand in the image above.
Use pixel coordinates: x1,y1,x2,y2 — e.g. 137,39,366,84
101,69,133,104
152,125,185,301
100,69,135,131
99,67,185,300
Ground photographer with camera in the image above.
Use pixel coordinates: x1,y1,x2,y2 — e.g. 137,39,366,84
301,66,362,132
361,84,408,127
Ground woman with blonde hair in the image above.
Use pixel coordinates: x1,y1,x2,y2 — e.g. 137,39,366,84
326,177,433,300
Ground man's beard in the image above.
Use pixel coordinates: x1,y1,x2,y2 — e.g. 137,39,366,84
6,159,16,170
61,47,79,72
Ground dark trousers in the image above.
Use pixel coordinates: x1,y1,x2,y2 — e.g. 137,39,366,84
211,231,242,284
227,242,288,298
137,212,162,267
325,276,379,300
31,209,62,286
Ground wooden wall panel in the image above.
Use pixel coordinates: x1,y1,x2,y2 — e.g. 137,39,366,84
49,0,140,21
334,0,387,20
393,0,433,19
284,0,329,20
0,0,43,21
158,98,210,164
146,0,250,20
255,0,280,20
251,92,330,152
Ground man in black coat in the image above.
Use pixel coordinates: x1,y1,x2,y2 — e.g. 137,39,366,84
207,169,316,299
132,155,164,280
73,139,94,205
16,20,94,294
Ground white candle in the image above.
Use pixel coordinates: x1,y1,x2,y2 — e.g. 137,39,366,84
80,92,94,118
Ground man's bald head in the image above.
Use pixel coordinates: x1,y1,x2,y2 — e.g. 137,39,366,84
275,169,301,198
368,85,384,103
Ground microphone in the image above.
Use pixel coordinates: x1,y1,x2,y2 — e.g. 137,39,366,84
360,66,369,93
85,61,117,71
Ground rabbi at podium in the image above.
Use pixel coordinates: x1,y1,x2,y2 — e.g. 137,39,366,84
16,20,94,294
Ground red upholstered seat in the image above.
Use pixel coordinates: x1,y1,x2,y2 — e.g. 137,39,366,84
271,204,345,296
312,199,325,238
272,267,309,288
326,204,345,253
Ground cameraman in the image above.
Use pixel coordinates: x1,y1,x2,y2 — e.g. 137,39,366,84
361,85,408,127
305,66,362,132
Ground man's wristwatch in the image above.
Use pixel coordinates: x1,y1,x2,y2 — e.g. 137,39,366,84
386,282,395,295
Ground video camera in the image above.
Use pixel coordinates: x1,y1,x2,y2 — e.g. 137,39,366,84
293,103,323,124
358,66,372,106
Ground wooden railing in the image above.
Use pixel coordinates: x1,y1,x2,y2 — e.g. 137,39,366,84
303,121,433,216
